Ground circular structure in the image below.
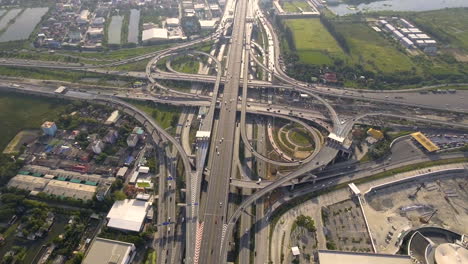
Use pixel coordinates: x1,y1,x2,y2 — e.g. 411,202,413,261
435,243,468,264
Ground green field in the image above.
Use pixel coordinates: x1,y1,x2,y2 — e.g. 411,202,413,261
171,56,200,74
335,22,415,73
289,129,313,147
0,66,138,87
284,18,343,64
0,92,68,151
129,100,181,132
282,1,312,13
411,8,468,52
281,13,468,89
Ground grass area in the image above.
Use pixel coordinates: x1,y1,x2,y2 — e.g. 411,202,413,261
136,182,151,188
128,100,181,132
284,18,343,64
143,249,157,264
0,92,68,151
281,14,468,89
171,56,199,74
0,66,138,86
335,22,415,73
282,1,312,12
288,129,313,147
61,44,169,61
410,8,468,52
106,58,150,72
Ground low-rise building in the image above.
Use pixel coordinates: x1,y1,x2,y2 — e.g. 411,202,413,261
317,250,412,264
126,134,139,147
105,110,120,125
106,199,150,232
166,17,180,27
103,130,119,144
83,237,136,264
199,20,218,30
142,28,168,43
91,140,105,154
41,121,57,136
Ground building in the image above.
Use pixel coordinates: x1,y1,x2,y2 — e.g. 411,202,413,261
103,130,119,144
142,28,168,43
8,174,97,200
411,132,440,152
317,250,412,264
77,10,90,25
166,17,180,27
106,199,150,232
105,110,120,125
126,134,139,147
132,127,145,138
92,140,105,154
138,166,150,174
91,17,105,27
291,246,300,256
199,20,218,30
41,121,57,136
83,237,136,264
116,167,128,178
367,128,384,140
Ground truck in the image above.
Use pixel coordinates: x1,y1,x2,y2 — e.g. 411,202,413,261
54,86,68,94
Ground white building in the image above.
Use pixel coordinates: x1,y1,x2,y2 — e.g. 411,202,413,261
105,110,120,125
126,134,139,147
92,140,105,154
199,19,218,30
106,199,150,232
166,17,180,27
77,10,90,25
83,237,136,264
142,28,168,43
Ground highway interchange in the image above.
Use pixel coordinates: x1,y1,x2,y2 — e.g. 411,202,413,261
0,0,468,262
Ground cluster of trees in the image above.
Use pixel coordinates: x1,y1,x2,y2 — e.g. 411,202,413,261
53,218,86,256
295,215,316,233
320,14,350,54
19,207,51,237
181,16,201,36
275,16,296,51
0,154,23,187
99,226,153,248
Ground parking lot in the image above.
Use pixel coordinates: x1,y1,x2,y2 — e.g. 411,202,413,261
321,199,373,252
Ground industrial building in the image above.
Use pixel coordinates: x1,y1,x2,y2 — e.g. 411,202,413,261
106,199,151,232
41,121,57,136
317,250,412,264
83,237,136,264
8,174,97,200
142,28,168,43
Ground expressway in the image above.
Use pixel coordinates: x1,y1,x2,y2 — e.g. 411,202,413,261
197,0,249,261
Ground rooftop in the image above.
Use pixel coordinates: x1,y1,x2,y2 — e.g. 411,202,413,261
106,199,150,232
142,28,168,42
411,132,440,152
317,250,412,264
83,237,135,264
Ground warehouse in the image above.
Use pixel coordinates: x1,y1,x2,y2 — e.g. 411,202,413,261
106,199,151,232
83,237,136,264
142,28,168,43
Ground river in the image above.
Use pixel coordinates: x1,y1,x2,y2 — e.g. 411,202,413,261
328,0,468,16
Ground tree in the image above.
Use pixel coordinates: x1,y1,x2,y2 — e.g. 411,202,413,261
113,191,127,201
